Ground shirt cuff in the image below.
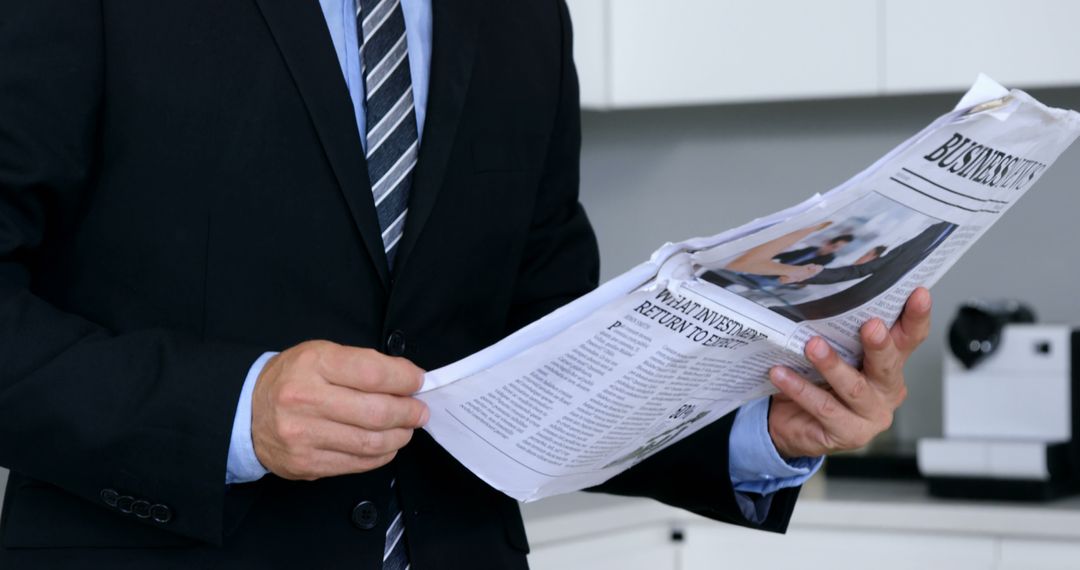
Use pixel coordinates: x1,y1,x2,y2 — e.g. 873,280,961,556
226,351,277,485
729,396,824,496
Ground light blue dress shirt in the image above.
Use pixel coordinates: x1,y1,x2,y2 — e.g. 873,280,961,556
226,0,822,518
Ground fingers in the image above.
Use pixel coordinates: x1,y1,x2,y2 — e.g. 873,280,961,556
859,319,904,392
892,287,932,354
311,420,415,458
803,337,875,416
770,363,887,453
769,364,857,430
268,418,414,480
321,386,429,430
254,341,430,481
768,298,925,457
320,346,425,395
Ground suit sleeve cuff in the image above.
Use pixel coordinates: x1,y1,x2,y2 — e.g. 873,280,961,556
729,396,823,496
226,351,277,485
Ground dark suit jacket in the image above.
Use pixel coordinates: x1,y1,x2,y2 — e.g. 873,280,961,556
773,246,836,268
772,222,957,322
0,0,799,567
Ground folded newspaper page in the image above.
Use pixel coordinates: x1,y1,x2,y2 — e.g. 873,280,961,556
417,76,1080,502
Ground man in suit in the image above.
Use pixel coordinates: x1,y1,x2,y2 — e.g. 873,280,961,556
0,0,929,567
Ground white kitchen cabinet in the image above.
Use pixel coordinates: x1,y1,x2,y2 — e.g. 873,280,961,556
565,0,1080,110
527,525,677,570
605,0,880,108
884,0,1080,94
523,481,1080,570
566,0,609,108
681,523,996,570
567,0,879,109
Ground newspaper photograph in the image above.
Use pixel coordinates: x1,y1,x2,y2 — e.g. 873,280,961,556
416,76,1080,502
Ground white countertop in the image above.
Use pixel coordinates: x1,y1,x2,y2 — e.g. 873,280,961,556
520,474,1080,547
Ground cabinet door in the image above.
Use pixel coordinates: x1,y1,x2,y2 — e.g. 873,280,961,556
884,0,1080,93
681,523,996,570
528,526,677,570
607,0,879,108
565,0,609,109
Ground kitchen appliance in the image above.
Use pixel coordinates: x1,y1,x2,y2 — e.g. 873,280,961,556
918,302,1080,500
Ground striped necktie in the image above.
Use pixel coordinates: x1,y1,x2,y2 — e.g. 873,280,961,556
382,478,409,570
359,0,418,269
357,2,415,568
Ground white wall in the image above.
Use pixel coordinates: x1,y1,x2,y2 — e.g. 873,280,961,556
578,87,1080,441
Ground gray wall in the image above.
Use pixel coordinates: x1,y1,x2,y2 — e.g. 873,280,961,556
578,88,1080,441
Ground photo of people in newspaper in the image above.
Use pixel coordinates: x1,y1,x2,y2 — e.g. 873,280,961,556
699,192,958,322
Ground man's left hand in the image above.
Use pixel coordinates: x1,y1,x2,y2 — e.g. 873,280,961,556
766,287,932,458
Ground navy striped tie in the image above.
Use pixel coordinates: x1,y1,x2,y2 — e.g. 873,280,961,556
382,479,409,570
359,0,418,268
357,2,415,567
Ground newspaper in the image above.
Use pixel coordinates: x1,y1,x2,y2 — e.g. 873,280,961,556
416,76,1080,502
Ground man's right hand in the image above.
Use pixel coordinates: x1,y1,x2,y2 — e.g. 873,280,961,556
251,340,429,481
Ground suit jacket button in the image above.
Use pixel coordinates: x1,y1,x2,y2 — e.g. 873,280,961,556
132,499,152,519
100,489,119,508
351,501,378,530
116,495,135,514
385,331,406,356
150,504,173,524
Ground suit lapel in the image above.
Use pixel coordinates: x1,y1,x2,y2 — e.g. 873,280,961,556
393,0,484,274
252,0,391,287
